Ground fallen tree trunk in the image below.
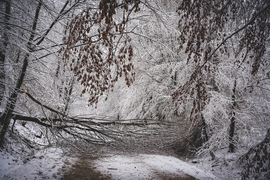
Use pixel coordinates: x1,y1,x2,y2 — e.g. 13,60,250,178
2,89,166,151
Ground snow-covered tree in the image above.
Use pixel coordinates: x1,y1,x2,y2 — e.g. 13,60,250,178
0,0,99,146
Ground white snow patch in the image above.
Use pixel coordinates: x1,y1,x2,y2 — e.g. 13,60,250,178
0,148,76,180
93,154,219,180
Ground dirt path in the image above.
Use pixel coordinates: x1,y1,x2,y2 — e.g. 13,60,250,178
61,158,110,180
61,156,197,180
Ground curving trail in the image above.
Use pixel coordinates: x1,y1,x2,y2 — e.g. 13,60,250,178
63,154,218,180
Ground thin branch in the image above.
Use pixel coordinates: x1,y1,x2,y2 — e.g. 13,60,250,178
199,4,270,70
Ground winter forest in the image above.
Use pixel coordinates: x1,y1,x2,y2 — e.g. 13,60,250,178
0,0,270,179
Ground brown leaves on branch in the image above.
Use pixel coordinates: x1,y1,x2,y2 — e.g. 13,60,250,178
59,0,140,106
173,0,270,119
177,0,232,65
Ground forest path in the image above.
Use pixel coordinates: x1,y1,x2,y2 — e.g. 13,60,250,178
61,157,110,180
62,154,217,180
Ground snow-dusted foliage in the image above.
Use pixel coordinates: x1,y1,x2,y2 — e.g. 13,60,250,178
199,51,270,156
115,1,187,122
239,129,270,179
0,1,270,179
79,0,189,123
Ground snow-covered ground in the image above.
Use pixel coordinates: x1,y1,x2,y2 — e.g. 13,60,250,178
93,154,218,180
0,148,220,180
0,148,76,180
0,120,239,179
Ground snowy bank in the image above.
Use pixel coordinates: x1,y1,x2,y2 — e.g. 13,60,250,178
0,148,76,180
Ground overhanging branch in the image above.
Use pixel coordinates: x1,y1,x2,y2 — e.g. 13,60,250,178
200,4,270,70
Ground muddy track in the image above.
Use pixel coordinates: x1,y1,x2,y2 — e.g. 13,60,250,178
61,156,197,180
61,158,110,180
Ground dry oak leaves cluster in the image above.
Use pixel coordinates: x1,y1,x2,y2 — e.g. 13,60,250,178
59,0,140,106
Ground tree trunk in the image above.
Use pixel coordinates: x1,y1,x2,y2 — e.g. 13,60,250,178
197,78,215,159
0,0,42,147
228,79,237,153
0,0,11,107
201,112,215,160
196,78,209,143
